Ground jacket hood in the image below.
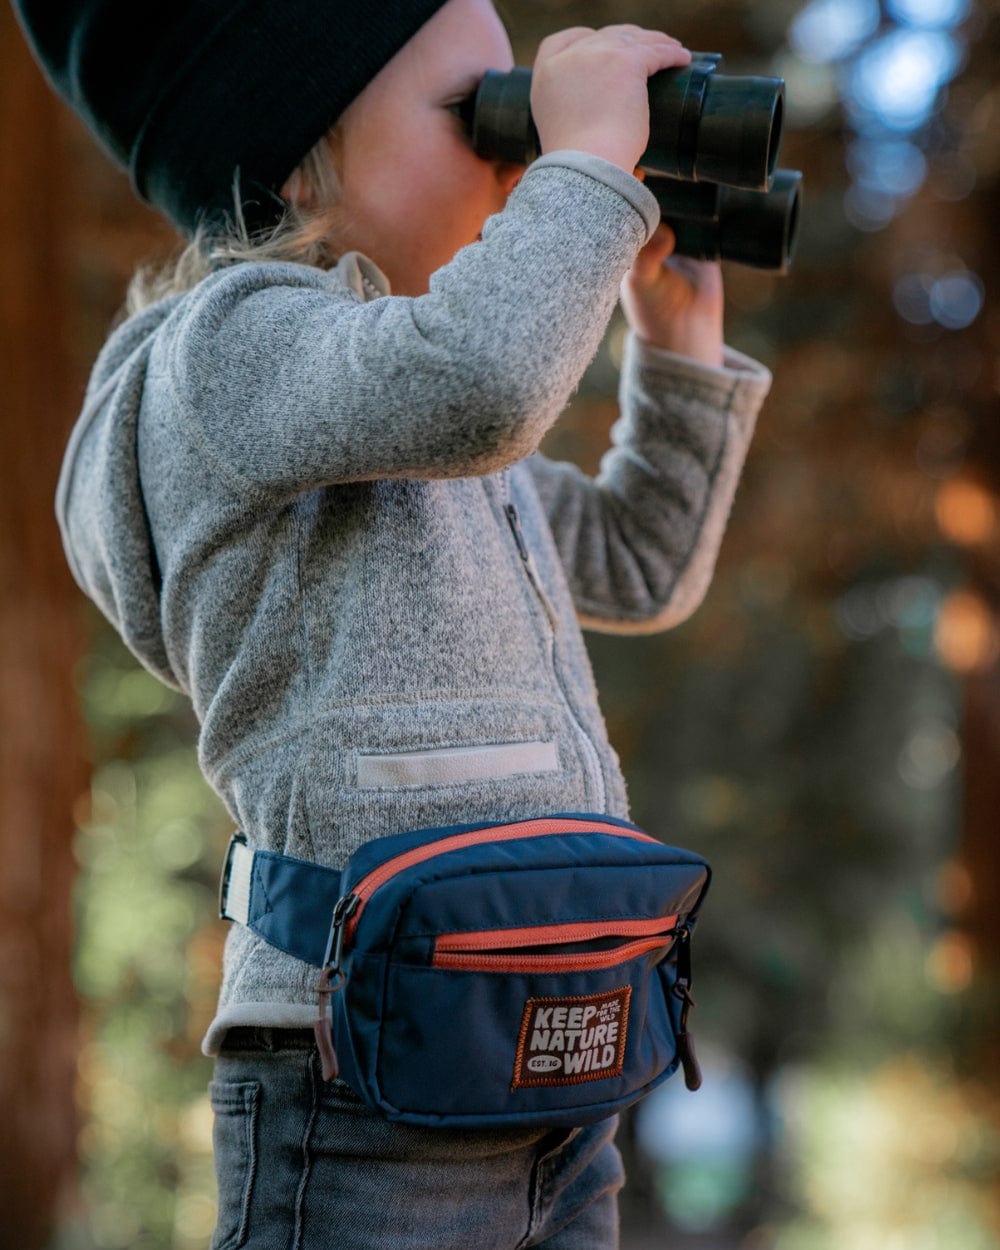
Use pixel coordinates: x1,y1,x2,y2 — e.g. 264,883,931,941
56,296,184,689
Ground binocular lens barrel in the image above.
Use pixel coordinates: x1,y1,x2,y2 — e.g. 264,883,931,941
470,67,537,165
464,55,802,272
471,58,784,191
646,68,783,190
653,170,802,272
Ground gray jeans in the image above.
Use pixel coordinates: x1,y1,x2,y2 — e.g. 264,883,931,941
210,1028,625,1250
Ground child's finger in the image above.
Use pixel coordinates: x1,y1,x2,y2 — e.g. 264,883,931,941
630,224,676,282
539,26,689,69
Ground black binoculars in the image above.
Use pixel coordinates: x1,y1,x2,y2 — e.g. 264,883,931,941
456,53,802,272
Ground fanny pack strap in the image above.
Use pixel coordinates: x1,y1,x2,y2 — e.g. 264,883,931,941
218,833,343,967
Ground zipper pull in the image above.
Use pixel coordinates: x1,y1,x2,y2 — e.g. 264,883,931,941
505,503,530,563
672,924,703,1092
505,504,560,630
313,893,359,1082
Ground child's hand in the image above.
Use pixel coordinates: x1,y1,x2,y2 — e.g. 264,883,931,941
620,224,725,368
531,26,691,173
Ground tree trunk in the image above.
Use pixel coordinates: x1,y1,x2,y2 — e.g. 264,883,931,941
0,10,89,1246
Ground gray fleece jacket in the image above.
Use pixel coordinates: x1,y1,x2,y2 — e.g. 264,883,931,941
55,152,771,1055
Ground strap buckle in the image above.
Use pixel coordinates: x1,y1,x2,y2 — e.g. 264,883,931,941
218,832,251,922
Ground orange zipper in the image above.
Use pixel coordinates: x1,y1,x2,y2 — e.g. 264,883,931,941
433,936,675,973
434,914,679,954
432,915,679,973
344,816,659,942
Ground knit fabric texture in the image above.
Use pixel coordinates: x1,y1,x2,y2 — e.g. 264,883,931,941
53,153,772,1053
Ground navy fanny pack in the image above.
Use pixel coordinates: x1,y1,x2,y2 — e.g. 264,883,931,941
218,812,710,1128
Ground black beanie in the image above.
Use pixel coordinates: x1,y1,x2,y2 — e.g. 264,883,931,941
11,0,451,236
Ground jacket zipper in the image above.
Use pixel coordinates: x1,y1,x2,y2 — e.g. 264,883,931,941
500,471,608,811
504,503,559,630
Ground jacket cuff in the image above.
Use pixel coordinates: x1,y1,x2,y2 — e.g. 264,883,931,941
625,334,773,417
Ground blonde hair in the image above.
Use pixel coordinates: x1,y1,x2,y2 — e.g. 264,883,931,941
126,126,345,314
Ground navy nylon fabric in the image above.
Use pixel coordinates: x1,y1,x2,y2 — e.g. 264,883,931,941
234,813,710,1127
337,812,648,885
247,851,342,964
241,814,697,966
345,957,683,1125
398,862,707,938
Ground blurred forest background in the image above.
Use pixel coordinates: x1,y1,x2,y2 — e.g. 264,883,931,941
2,0,999,1247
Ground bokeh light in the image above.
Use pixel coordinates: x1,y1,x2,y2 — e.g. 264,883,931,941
926,930,975,993
637,1048,759,1231
848,137,928,197
806,0,975,232
897,719,961,789
934,479,996,546
893,268,984,328
846,28,963,132
934,591,1000,672
835,575,942,644
929,270,985,328
790,0,881,64
887,0,973,27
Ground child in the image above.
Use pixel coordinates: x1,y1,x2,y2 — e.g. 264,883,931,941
14,0,772,1245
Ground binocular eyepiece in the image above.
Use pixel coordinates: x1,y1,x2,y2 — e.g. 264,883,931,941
457,53,802,272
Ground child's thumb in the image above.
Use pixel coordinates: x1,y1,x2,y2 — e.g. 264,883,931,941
631,223,676,282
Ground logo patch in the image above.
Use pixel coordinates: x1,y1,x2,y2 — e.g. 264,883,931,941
512,987,631,1088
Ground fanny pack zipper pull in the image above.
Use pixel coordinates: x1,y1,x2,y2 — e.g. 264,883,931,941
672,924,703,1092
313,893,360,1082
